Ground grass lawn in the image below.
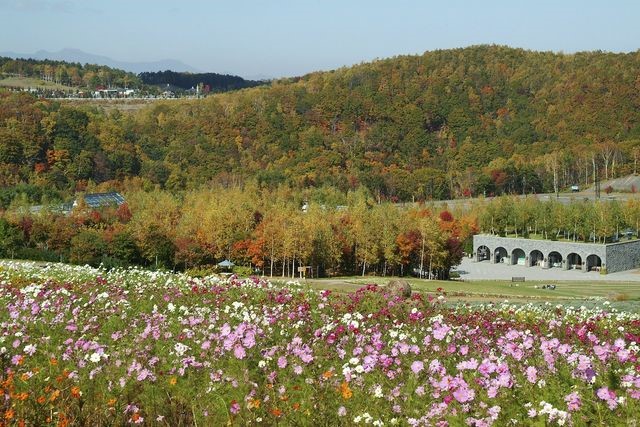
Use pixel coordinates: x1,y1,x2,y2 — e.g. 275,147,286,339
304,276,640,304
0,75,73,91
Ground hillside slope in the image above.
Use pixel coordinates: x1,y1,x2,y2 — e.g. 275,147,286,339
1,45,640,205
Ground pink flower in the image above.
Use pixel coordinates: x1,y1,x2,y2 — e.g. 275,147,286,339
526,366,537,383
411,360,424,375
596,387,618,409
337,406,346,417
433,324,451,340
233,345,246,359
230,400,240,414
565,392,582,412
277,356,287,369
453,386,475,403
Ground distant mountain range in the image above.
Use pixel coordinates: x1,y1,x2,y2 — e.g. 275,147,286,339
0,48,200,74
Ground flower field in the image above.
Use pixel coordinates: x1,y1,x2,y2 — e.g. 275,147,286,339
1,261,639,426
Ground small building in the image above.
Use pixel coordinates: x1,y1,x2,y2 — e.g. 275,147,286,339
30,192,125,215
74,192,125,210
473,234,640,274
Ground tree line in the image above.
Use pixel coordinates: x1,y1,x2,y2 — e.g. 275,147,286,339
138,70,266,92
477,196,640,244
0,186,472,279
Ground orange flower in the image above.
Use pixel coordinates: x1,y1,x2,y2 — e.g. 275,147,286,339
340,382,353,400
18,419,26,427
50,389,61,402
168,376,177,385
248,399,261,409
107,398,117,407
5,409,15,421
37,395,46,404
58,413,70,427
279,395,288,402
70,386,81,398
50,358,58,366
270,407,282,417
131,413,141,423
20,373,30,382
322,370,333,379
16,392,29,401
292,402,300,411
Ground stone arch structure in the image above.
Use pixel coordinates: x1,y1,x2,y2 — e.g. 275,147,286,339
473,235,640,274
548,251,563,268
586,254,602,272
494,247,508,263
529,249,544,267
511,248,526,265
567,253,582,270
476,245,490,262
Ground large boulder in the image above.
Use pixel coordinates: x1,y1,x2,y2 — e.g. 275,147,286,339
386,279,412,299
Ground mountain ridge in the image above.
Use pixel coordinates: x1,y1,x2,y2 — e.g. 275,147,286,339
0,48,200,74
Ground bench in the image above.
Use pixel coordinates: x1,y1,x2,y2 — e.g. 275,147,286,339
512,276,525,282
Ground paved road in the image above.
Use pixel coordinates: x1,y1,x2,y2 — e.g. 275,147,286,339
455,257,640,282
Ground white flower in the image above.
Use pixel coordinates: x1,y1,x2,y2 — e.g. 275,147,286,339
173,343,189,356
258,360,266,368
89,352,101,363
167,303,176,312
23,344,36,355
349,357,359,365
373,385,383,398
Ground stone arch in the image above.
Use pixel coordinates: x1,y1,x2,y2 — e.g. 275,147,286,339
567,253,582,270
586,254,602,272
494,247,508,263
529,249,544,267
548,251,563,268
512,248,526,266
476,245,490,262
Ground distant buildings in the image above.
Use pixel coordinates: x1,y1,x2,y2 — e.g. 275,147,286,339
92,88,137,98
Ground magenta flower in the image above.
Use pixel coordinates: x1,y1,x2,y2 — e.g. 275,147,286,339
230,400,240,414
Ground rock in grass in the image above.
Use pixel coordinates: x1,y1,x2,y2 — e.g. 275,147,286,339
386,279,412,298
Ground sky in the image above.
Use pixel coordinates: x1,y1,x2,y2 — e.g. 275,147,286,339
1,0,639,79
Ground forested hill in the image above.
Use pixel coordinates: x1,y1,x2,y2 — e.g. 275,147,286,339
138,70,266,91
1,45,640,207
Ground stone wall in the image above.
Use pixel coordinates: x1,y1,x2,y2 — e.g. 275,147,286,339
605,240,640,273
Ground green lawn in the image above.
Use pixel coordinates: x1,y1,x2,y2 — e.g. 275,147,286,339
0,76,73,91
304,276,640,302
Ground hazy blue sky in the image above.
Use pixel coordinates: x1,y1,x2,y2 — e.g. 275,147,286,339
1,0,639,78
